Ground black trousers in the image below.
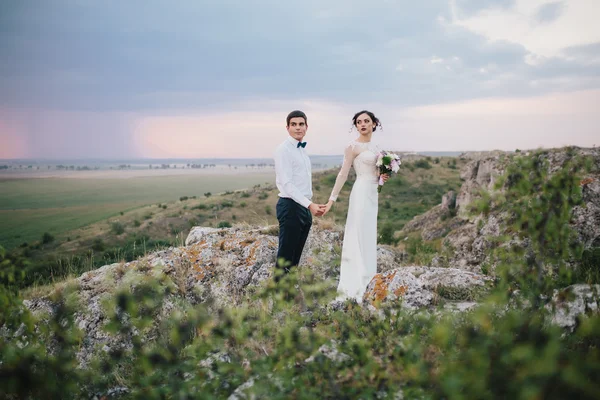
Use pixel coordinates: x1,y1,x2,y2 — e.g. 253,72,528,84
275,197,312,278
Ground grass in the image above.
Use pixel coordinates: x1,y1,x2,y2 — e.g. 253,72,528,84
0,204,133,249
434,284,486,302
20,275,80,300
0,173,274,249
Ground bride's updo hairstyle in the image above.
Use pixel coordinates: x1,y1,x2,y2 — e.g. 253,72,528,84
351,110,382,132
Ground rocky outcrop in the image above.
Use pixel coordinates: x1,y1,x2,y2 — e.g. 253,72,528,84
400,147,600,274
549,284,600,331
23,225,340,366
363,266,492,308
25,224,487,366
572,177,600,248
456,156,505,218
401,204,466,242
441,190,456,212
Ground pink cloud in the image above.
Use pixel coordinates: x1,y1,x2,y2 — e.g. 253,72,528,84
1,90,598,159
131,101,355,158
0,110,29,159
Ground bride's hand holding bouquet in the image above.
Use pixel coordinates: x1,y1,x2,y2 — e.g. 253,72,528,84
376,151,401,193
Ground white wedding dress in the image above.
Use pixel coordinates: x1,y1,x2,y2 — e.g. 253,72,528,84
329,140,379,303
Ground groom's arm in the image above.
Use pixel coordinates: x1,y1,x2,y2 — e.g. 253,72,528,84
274,147,312,209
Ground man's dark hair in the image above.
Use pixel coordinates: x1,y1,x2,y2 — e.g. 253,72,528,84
286,110,307,126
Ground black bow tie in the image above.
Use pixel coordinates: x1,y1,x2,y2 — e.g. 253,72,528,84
297,141,307,148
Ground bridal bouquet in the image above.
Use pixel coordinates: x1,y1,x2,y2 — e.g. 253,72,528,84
376,151,401,193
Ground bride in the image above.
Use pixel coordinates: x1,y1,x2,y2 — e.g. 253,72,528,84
323,110,388,303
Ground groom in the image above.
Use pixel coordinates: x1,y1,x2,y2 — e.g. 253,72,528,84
273,110,325,280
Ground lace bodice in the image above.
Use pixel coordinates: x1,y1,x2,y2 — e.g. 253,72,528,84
329,141,379,201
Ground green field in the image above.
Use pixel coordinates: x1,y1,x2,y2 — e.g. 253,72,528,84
0,173,275,249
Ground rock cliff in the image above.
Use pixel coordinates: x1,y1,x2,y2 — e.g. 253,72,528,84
400,147,600,273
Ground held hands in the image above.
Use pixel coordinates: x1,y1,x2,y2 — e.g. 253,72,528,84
309,199,335,217
379,173,390,183
308,202,327,217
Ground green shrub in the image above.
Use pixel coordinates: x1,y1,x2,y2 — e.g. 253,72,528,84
414,159,432,169
91,238,105,252
220,200,234,208
217,221,232,228
111,222,125,235
378,223,397,245
324,173,337,186
41,232,55,244
188,218,198,228
405,236,438,264
428,307,600,399
579,247,600,284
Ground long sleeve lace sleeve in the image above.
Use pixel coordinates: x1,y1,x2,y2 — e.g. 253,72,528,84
329,144,357,201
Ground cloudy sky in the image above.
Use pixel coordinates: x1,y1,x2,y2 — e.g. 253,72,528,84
1,0,599,159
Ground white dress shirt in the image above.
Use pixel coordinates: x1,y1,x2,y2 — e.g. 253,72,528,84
274,136,313,208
